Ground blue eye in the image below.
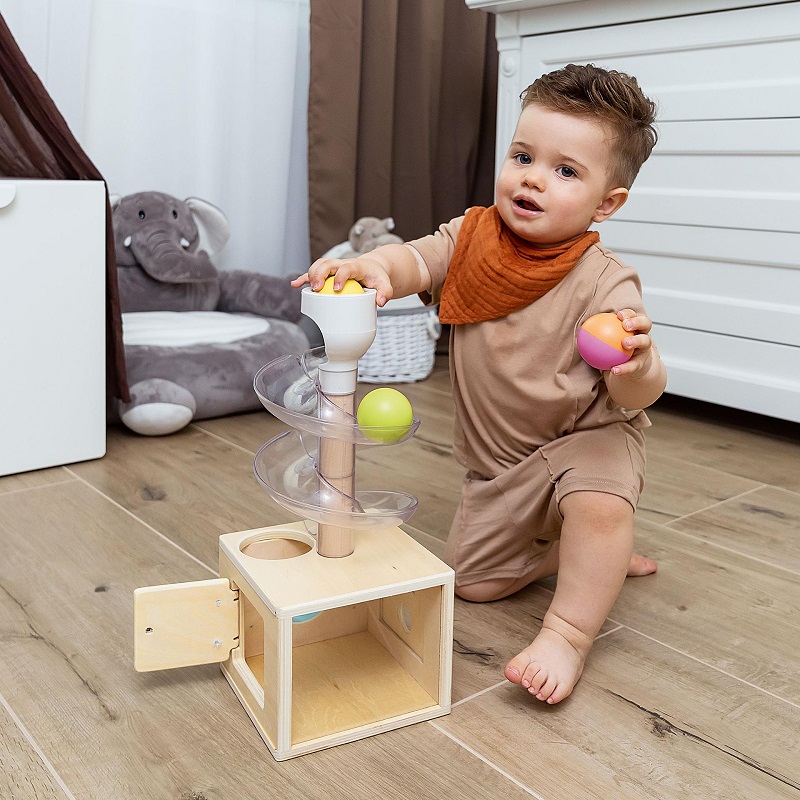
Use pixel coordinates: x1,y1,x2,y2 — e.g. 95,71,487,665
515,153,532,166
557,166,576,178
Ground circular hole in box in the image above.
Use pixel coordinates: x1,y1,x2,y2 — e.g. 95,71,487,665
240,531,314,560
399,603,413,633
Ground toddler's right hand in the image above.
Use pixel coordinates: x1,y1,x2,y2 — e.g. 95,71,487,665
291,255,395,307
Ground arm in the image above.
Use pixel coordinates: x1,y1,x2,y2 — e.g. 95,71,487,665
604,309,667,409
291,243,431,307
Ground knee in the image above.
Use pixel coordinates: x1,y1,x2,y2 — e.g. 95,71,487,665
560,490,633,532
455,577,517,603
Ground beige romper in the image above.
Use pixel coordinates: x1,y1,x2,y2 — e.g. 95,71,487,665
407,215,650,588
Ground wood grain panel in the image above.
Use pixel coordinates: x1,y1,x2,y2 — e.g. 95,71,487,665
437,627,800,799
402,525,448,561
646,404,800,493
2,360,800,796
0,466,74,496
667,485,800,573
0,703,67,800
638,451,762,524
0,480,533,800
69,425,287,568
193,410,289,452
613,519,800,703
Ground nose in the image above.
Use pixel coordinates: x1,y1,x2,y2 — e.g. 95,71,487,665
520,162,545,190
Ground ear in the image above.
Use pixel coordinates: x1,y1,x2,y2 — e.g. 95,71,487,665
109,193,122,209
592,187,628,224
185,196,230,255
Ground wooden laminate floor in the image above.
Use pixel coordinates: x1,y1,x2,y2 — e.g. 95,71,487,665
2,356,799,799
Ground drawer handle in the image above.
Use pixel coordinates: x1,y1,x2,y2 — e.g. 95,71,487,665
0,183,16,209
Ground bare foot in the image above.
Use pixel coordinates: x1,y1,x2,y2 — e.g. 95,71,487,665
629,552,657,576
504,626,590,704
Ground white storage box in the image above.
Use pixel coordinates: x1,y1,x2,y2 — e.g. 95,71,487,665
0,179,107,476
358,294,441,384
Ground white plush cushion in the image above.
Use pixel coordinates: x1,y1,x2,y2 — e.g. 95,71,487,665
120,402,194,436
122,311,270,347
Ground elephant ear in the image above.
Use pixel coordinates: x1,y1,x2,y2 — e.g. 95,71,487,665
185,197,230,256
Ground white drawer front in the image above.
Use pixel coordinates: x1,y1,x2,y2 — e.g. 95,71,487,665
509,2,800,419
0,180,107,475
654,325,800,423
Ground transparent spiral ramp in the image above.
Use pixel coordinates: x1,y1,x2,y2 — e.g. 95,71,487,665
252,346,420,533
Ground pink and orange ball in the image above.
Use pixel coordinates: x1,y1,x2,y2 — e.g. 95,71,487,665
577,313,631,371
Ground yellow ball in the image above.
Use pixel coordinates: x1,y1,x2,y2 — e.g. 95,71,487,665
357,388,413,443
318,276,364,295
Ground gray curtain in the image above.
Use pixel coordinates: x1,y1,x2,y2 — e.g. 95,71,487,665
308,0,497,259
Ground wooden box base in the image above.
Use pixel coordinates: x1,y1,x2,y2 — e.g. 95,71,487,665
218,522,454,761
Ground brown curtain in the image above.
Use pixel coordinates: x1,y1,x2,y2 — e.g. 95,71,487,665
308,0,497,260
0,14,129,402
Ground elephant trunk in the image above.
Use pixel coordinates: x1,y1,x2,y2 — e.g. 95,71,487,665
129,227,218,284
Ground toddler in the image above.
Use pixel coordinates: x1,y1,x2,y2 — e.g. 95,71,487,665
293,64,667,704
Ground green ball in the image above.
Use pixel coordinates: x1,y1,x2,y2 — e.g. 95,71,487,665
357,388,413,443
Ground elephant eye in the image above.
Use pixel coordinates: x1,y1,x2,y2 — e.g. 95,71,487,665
172,209,178,219
138,209,146,219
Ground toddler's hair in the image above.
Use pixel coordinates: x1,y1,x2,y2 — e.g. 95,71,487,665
521,63,658,189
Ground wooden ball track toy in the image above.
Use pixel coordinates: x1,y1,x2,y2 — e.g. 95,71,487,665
252,280,420,557
134,279,454,761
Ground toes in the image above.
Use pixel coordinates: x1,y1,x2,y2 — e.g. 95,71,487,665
505,651,540,686
523,662,545,693
504,664,522,685
533,673,559,702
504,654,529,685
545,678,573,704
506,652,547,692
628,553,658,576
507,630,585,705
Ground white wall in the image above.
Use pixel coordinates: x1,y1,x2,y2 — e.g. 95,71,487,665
0,0,92,137
0,0,310,277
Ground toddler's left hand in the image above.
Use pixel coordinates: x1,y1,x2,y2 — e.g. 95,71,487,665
612,309,654,378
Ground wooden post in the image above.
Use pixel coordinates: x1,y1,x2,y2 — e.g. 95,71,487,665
316,392,355,557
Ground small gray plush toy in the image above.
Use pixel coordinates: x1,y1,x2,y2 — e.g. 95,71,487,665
322,216,403,260
112,191,309,435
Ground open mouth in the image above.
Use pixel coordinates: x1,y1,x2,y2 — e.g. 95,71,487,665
515,197,541,213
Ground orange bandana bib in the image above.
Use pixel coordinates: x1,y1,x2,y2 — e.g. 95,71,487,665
438,206,599,325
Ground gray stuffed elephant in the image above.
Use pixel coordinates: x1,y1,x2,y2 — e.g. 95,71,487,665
112,191,309,435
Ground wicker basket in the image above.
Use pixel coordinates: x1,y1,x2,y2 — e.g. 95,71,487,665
358,295,442,384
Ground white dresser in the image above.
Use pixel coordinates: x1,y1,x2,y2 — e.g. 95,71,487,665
0,180,107,475
468,0,800,422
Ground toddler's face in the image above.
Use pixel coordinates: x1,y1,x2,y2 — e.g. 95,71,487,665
495,104,627,246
